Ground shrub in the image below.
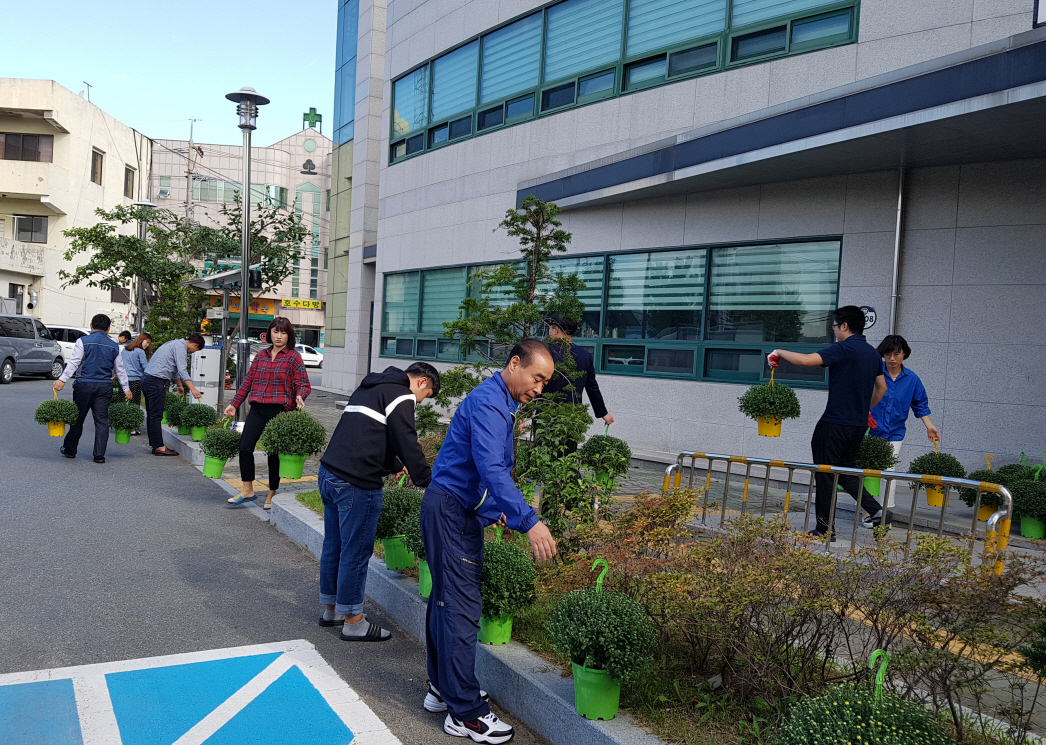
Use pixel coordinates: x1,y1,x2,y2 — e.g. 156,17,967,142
855,435,899,471
481,537,537,620
957,468,1007,508
259,410,326,456
376,486,422,540
34,399,80,425
400,493,426,561
907,452,965,488
178,403,219,429
108,402,145,431
737,382,801,423
1011,480,1046,520
579,435,632,479
165,395,187,426
201,427,241,461
999,463,1037,483
546,586,657,682
778,685,951,745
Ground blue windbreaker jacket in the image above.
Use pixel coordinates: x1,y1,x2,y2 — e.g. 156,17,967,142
430,372,539,533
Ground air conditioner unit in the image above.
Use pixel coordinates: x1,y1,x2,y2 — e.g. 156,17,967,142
157,188,171,198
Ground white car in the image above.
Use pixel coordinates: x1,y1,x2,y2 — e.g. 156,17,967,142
296,344,323,368
45,325,93,359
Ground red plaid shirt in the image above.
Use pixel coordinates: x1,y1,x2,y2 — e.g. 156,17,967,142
231,347,312,410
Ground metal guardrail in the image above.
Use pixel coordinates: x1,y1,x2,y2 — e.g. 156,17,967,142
663,451,1015,573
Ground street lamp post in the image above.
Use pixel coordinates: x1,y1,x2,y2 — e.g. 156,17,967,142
131,199,157,333
225,87,269,417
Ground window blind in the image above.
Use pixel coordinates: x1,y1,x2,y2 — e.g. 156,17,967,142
543,256,604,310
607,250,705,311
421,267,467,332
543,0,625,83
481,14,543,104
393,68,429,138
468,264,518,309
430,41,479,122
731,0,831,28
626,0,727,57
383,273,420,333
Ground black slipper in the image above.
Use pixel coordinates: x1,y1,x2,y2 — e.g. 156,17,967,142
319,616,344,627
339,622,391,642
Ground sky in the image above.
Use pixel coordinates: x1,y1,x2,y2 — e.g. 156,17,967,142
0,0,337,147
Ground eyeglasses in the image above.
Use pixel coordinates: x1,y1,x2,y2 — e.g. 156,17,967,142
831,323,841,329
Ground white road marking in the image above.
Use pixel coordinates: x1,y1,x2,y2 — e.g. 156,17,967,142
72,675,124,745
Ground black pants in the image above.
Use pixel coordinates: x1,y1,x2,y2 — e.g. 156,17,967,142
141,374,168,450
64,381,113,459
127,379,143,407
239,403,284,491
811,420,882,534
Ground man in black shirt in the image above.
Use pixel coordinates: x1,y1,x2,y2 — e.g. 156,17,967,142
543,315,613,427
770,306,887,538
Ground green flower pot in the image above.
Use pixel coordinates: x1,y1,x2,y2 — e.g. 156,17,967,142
203,456,226,479
382,535,414,571
190,426,207,442
114,429,131,444
161,412,168,424
863,476,881,497
419,559,432,598
478,613,513,645
571,662,620,721
1020,516,1045,539
177,424,191,436
279,453,307,479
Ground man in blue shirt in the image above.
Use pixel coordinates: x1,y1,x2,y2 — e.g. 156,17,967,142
53,314,132,463
141,334,205,456
771,306,887,538
420,339,557,744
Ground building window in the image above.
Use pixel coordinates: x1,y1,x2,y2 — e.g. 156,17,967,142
124,167,135,199
15,215,47,244
0,133,54,162
91,150,104,184
7,284,24,315
378,239,839,385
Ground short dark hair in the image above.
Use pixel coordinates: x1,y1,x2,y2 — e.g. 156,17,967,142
877,334,911,360
118,329,132,340
267,316,296,348
91,313,111,331
832,306,865,334
406,362,441,396
186,333,206,349
548,314,578,336
507,338,552,369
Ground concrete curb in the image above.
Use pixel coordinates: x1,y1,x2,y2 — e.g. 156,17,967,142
161,424,266,467
267,494,661,745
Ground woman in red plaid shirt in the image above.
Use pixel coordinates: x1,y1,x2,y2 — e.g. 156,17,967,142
223,317,312,509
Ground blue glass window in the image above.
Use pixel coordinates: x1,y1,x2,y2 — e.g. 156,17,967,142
393,68,429,138
383,272,420,333
731,0,831,27
480,14,543,104
421,267,467,332
430,41,479,122
626,0,727,57
543,0,625,83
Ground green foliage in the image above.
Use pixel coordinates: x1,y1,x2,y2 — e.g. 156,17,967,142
296,489,323,515
400,493,426,561
737,382,802,423
201,427,241,461
580,435,632,479
415,404,442,437
855,435,899,471
957,468,1007,508
1019,603,1046,679
377,486,422,540
777,686,951,745
178,403,219,429
999,463,1037,483
259,410,327,456
907,452,966,484
107,402,145,431
481,536,537,620
1010,480,1046,520
146,285,207,346
34,399,80,425
165,395,187,426
546,586,658,682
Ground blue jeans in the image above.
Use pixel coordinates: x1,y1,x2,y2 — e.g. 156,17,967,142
64,381,113,459
318,465,384,615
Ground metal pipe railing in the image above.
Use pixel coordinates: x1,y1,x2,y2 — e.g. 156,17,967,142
662,451,1014,573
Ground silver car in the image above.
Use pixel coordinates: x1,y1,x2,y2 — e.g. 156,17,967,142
0,314,65,383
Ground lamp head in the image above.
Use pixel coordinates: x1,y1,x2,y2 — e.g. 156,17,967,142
225,86,270,130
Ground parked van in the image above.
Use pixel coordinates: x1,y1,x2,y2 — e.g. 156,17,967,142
0,315,65,384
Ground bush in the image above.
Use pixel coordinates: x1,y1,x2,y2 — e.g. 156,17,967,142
999,463,1037,483
737,382,801,423
778,685,951,745
201,427,241,461
546,586,657,682
165,395,187,426
400,493,426,561
907,452,965,487
376,486,422,540
957,468,1007,508
34,399,80,425
481,537,537,620
179,403,218,429
259,410,326,456
1011,480,1046,520
855,435,899,471
579,435,631,479
108,402,145,431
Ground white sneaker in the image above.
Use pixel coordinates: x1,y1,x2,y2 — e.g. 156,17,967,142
444,712,514,743
424,680,489,713
861,509,890,529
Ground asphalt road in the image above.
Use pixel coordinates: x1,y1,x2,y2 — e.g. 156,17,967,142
0,374,546,744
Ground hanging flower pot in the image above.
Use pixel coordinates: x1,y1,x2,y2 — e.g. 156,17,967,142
978,505,995,521
190,426,207,442
108,402,145,445
259,410,327,481
571,662,621,720
418,559,432,598
957,467,1006,520
47,422,67,437
201,425,239,480
478,613,513,645
756,416,782,437
381,536,414,570
35,397,80,437
478,528,536,647
161,411,168,424
908,447,964,509
1011,481,1046,540
925,485,947,508
179,403,218,443
738,370,801,438
277,453,306,479
177,423,191,436
114,429,132,444
1021,517,1046,539
202,456,226,478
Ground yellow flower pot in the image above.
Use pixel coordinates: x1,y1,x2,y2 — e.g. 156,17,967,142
757,416,782,437
47,422,66,437
977,505,995,522
925,485,948,508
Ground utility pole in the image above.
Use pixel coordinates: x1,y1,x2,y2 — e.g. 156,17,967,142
185,118,202,223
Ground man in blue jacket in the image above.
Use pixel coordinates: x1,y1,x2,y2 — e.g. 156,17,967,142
420,338,557,744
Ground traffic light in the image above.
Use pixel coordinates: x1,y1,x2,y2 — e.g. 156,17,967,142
248,269,263,289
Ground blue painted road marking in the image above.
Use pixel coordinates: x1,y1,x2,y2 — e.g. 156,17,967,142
0,640,399,745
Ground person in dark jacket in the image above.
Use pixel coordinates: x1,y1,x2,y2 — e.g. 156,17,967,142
317,362,441,641
543,314,613,427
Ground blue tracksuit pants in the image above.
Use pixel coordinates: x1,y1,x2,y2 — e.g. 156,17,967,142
420,483,490,722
